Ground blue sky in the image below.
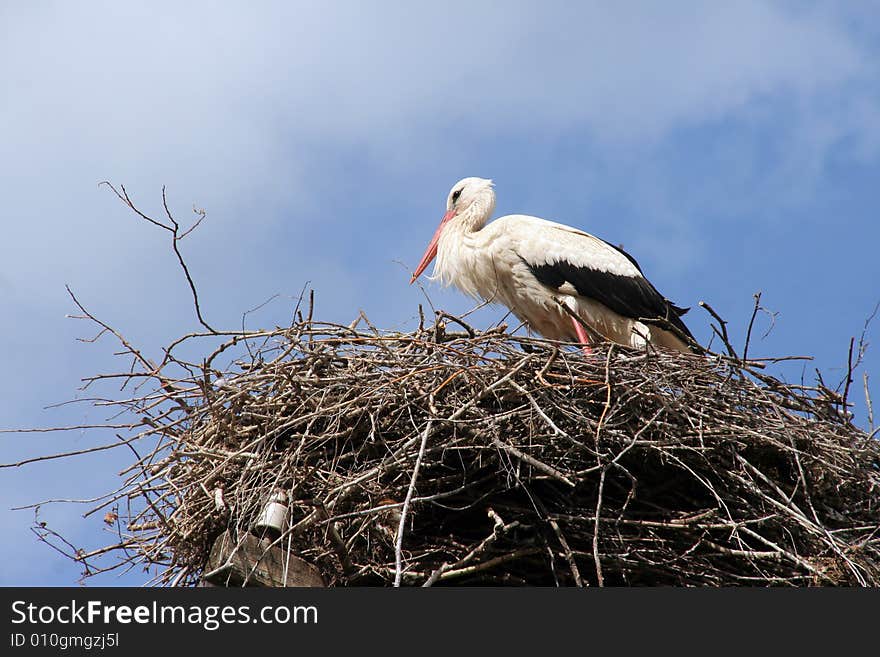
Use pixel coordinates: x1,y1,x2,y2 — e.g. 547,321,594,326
2,1,879,586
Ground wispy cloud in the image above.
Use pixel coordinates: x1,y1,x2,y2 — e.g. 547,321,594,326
2,2,875,293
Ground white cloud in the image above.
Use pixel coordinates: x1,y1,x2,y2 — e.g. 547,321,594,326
2,2,873,176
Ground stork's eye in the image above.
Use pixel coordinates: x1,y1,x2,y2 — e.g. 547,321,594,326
452,188,463,204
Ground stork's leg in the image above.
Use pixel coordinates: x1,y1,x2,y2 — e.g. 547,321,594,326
570,317,593,355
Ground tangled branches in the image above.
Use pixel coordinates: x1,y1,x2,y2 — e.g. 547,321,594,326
16,299,880,587
5,186,878,586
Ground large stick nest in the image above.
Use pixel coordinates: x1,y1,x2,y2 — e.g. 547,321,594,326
50,305,880,587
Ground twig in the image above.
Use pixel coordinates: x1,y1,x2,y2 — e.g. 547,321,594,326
842,337,855,412
699,300,738,359
101,183,216,333
743,292,762,362
394,419,434,587
592,467,607,587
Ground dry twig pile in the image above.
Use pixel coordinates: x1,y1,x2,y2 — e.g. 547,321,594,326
29,301,880,587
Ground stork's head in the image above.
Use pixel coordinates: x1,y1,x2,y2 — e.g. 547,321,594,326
410,177,496,284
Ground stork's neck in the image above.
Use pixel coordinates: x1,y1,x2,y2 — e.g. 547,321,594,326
432,184,496,292
434,217,482,296
435,207,494,294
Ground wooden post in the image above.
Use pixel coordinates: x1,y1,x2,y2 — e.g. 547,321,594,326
202,529,325,587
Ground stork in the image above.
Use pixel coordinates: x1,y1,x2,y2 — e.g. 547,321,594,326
410,177,695,353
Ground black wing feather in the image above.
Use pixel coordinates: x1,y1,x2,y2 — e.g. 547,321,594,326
522,256,694,340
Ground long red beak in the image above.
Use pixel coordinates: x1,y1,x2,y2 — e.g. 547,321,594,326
410,210,456,284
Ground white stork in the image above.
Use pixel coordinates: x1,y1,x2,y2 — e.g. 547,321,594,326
410,177,695,353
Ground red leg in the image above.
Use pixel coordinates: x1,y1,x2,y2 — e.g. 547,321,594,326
571,317,593,355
